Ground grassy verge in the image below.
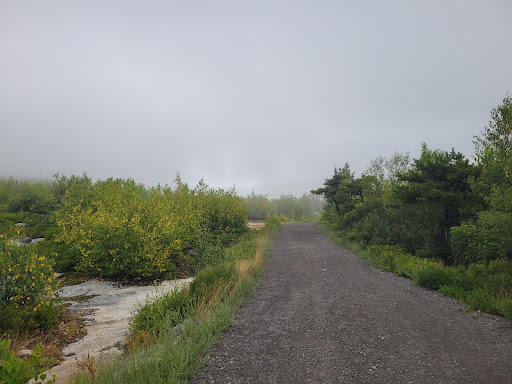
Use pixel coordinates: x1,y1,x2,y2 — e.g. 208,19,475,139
318,223,512,320
71,222,280,384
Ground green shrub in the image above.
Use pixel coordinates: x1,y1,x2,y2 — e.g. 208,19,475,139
412,259,509,318
23,213,53,239
414,263,452,290
0,212,24,234
465,289,497,314
0,338,55,384
367,245,406,272
189,263,238,300
438,285,468,300
496,298,512,319
33,239,80,273
55,178,188,279
54,177,247,280
393,255,418,277
196,183,248,235
0,232,60,334
264,215,282,228
191,234,225,272
130,288,193,334
450,224,478,264
488,258,512,274
6,181,54,215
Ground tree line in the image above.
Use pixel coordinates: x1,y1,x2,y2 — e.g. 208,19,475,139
313,95,511,267
244,192,324,222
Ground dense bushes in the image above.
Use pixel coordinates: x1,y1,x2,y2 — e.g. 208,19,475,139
0,231,60,334
0,173,249,281
451,184,512,264
55,178,178,279
129,288,193,338
314,95,512,318
0,179,55,238
315,96,512,264
53,177,247,280
0,339,55,384
189,263,238,301
0,172,249,367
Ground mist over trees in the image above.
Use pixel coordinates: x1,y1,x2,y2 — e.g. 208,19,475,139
244,193,324,222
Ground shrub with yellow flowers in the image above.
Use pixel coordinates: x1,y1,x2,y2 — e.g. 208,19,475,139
197,187,248,235
0,231,60,333
55,178,167,279
54,176,248,280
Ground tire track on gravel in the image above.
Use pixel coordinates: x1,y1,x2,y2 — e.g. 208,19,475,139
190,223,512,383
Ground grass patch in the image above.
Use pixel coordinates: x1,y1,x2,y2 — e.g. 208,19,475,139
70,221,280,384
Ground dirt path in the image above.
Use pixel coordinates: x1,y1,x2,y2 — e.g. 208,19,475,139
191,223,512,383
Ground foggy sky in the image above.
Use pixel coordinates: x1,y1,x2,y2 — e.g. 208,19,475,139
1,1,511,197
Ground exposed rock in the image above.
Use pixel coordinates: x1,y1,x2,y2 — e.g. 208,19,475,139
18,349,32,358
173,323,185,337
12,236,45,246
248,222,265,230
45,277,194,383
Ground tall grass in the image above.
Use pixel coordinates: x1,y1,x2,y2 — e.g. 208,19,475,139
72,222,279,384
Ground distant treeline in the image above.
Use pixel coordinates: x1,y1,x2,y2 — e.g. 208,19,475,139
314,95,511,266
244,192,324,222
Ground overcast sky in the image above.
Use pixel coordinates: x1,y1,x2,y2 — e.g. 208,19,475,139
1,1,511,197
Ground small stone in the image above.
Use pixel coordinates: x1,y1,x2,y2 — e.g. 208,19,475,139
21,237,32,245
18,349,32,358
173,324,185,337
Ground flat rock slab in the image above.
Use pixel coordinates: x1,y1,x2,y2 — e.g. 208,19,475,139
47,277,193,383
191,223,512,384
248,222,265,230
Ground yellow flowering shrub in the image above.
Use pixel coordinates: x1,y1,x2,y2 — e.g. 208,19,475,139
0,232,60,333
54,177,247,279
193,180,248,235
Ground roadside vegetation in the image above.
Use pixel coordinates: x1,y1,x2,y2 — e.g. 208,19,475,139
313,95,512,320
0,174,253,383
72,219,280,383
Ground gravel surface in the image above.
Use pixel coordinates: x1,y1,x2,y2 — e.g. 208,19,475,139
190,223,512,384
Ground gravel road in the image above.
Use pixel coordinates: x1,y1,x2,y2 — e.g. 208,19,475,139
190,223,512,383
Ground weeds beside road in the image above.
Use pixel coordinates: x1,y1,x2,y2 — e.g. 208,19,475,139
71,220,280,383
